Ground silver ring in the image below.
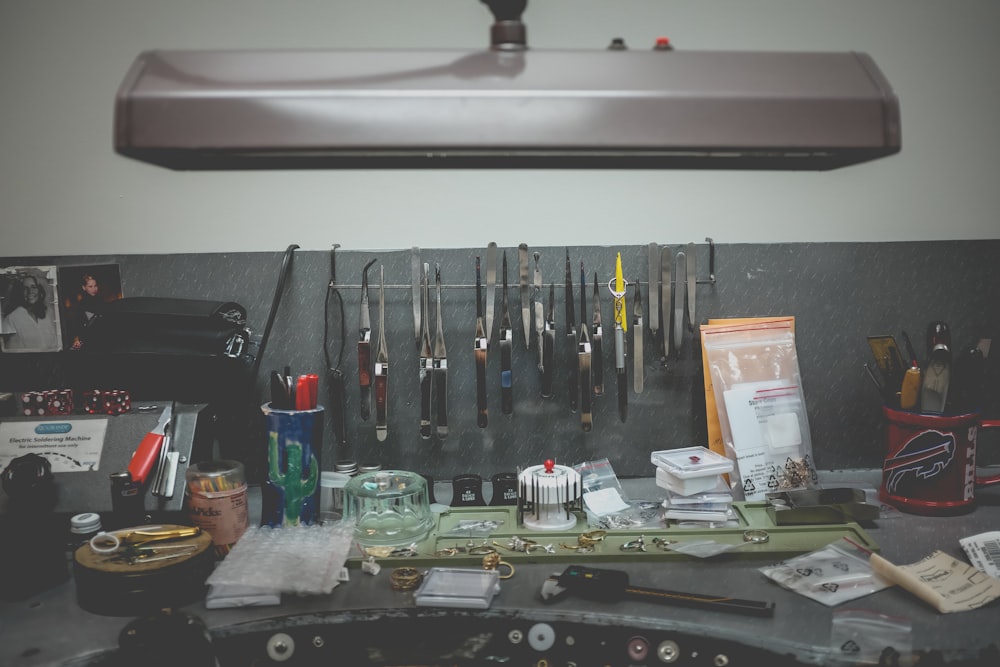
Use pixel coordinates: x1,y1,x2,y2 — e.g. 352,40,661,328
743,529,770,544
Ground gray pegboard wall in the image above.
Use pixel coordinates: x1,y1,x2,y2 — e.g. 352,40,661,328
2,241,998,483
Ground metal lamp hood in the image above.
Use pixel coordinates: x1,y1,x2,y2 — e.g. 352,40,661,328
113,6,900,170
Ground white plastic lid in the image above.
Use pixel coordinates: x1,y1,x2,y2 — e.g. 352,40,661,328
650,446,733,478
70,512,102,534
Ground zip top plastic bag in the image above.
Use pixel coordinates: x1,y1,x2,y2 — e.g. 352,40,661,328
702,319,818,500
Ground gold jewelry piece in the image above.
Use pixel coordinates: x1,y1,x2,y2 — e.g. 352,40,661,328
742,529,770,544
433,547,458,557
581,530,607,543
481,553,514,579
468,545,498,556
389,567,424,591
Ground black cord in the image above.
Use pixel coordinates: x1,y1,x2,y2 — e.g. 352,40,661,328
251,244,299,382
324,249,346,373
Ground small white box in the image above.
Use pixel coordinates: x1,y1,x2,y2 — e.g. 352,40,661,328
656,468,728,496
652,446,734,496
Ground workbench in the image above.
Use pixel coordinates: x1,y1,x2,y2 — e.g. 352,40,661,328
2,474,997,667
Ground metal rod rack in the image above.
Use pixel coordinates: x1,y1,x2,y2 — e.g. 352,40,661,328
329,238,718,290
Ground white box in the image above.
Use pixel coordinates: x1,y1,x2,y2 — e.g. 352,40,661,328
651,446,733,496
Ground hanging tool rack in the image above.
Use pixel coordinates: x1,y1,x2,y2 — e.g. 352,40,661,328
329,239,717,290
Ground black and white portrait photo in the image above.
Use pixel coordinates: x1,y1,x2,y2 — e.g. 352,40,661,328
0,265,63,353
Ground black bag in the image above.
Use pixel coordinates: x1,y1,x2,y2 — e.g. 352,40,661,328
68,297,254,404
81,297,251,359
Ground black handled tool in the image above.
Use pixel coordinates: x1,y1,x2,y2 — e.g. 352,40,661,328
540,284,556,399
632,277,644,394
374,265,389,441
648,242,660,346
499,252,514,415
358,258,377,421
474,257,489,428
544,565,774,618
418,263,433,439
565,249,578,412
324,245,348,455
578,262,593,432
899,330,922,411
432,265,449,439
591,272,604,397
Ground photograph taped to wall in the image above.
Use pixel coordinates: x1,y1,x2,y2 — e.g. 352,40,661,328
57,263,123,351
0,265,63,353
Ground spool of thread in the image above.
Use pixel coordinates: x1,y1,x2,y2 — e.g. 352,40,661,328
185,461,248,557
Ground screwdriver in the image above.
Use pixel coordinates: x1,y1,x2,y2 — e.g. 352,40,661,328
899,330,922,411
546,565,775,617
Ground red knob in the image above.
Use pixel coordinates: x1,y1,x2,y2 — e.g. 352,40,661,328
543,459,555,473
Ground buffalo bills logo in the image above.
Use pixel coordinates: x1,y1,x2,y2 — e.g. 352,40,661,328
883,429,955,494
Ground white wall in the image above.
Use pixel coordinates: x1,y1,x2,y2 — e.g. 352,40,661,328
2,0,998,256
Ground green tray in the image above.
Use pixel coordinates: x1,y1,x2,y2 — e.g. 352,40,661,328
347,501,879,568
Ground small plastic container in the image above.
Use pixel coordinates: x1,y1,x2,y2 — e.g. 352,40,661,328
651,446,733,496
344,470,434,547
68,512,102,556
319,471,352,524
414,568,500,609
185,460,249,556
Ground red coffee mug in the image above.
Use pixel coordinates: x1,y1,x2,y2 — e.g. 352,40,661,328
880,406,1000,516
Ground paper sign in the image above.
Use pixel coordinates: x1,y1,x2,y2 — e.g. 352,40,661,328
0,418,107,472
870,550,1000,613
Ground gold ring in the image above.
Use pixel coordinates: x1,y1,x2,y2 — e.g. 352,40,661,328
743,529,770,544
433,548,458,557
581,530,607,543
482,553,514,579
389,567,424,591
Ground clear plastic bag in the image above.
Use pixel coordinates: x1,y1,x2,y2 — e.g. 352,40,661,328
702,320,818,500
575,458,630,518
829,609,913,665
439,519,505,538
759,538,893,606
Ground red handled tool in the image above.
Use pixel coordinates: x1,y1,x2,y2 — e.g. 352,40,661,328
127,404,172,485
295,373,319,410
